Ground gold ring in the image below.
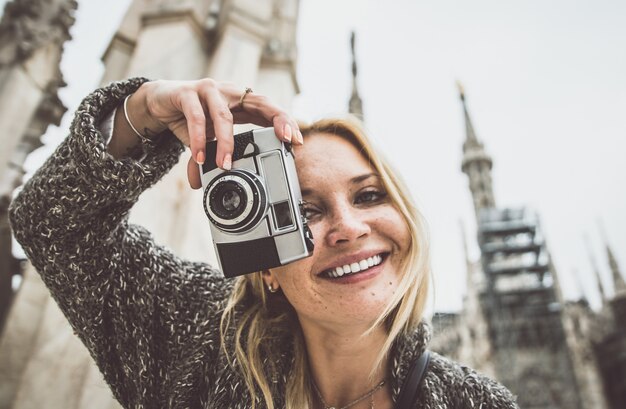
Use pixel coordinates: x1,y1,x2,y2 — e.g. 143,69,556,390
238,87,253,110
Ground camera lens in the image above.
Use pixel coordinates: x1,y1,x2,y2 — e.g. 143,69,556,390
222,190,241,211
211,181,247,220
204,170,267,232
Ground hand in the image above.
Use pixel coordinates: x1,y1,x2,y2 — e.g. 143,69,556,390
127,78,302,189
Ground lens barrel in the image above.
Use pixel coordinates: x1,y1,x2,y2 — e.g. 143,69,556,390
204,170,267,232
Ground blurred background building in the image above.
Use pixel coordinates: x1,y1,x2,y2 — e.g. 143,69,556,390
430,86,626,409
0,0,298,407
0,0,625,408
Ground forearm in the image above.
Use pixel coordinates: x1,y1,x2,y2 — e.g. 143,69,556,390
10,78,183,250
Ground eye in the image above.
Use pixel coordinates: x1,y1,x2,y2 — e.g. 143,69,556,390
301,201,322,221
354,189,387,205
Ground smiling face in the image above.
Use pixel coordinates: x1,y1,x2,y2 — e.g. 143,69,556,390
265,132,411,331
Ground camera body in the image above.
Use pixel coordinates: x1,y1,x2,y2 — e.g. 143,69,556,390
200,127,314,278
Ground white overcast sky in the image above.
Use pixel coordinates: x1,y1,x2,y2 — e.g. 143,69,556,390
4,0,626,312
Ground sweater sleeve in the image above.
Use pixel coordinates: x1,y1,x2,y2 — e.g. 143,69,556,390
418,353,519,409
8,78,229,407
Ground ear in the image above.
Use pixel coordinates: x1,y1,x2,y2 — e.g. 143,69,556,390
261,269,280,292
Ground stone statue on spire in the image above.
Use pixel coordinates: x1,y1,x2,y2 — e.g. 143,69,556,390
348,31,364,120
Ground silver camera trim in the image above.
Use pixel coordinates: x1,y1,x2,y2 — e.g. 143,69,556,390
256,150,297,235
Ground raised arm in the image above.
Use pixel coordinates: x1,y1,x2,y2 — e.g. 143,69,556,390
8,77,300,407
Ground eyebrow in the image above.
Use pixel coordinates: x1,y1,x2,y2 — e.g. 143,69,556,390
301,172,380,197
350,172,379,184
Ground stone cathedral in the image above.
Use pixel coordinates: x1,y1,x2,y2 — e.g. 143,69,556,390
429,86,626,409
0,0,625,408
0,0,299,407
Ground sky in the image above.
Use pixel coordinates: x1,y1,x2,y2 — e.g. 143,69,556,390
4,0,626,312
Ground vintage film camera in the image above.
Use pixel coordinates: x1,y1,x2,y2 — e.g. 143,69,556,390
200,128,314,278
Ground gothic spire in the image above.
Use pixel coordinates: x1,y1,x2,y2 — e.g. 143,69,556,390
458,82,496,221
606,241,626,297
599,223,626,297
348,31,364,120
458,81,479,145
460,219,475,296
584,234,607,303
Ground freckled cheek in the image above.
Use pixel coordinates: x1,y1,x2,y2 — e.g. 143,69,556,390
278,277,330,316
274,259,316,295
373,213,410,242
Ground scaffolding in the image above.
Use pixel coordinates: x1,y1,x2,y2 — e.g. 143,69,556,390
477,207,581,408
478,207,563,346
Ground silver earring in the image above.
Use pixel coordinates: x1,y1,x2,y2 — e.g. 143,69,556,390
267,283,278,293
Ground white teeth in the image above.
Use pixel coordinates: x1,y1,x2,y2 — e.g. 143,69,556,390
324,254,385,278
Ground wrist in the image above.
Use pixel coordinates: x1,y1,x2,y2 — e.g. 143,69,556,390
126,83,167,138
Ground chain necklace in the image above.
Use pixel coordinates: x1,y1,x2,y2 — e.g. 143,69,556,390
312,379,386,409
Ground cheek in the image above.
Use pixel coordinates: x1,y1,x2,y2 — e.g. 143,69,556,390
375,207,411,249
272,259,319,306
307,220,327,247
271,249,344,319
374,208,412,286
277,282,330,320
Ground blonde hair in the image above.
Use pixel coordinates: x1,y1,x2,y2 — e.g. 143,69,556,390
219,116,431,409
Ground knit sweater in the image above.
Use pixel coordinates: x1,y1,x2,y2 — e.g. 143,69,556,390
9,78,519,409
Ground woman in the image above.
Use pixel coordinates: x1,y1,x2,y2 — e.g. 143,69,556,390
9,77,518,409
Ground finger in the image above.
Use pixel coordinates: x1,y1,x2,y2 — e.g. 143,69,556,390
272,115,300,144
180,92,207,164
169,121,192,147
231,111,273,127
286,115,303,144
264,111,302,145
205,89,234,170
237,93,302,144
187,155,202,189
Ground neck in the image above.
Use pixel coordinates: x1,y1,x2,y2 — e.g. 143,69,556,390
299,319,391,408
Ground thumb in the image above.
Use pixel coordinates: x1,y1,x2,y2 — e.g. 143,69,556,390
187,155,202,189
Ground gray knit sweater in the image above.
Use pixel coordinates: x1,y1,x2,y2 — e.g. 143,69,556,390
9,78,519,409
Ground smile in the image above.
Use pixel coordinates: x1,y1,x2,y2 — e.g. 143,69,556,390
321,253,385,278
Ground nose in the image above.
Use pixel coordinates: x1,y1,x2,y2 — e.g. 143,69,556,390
326,204,371,246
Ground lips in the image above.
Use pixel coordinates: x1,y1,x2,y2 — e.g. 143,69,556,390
317,251,388,279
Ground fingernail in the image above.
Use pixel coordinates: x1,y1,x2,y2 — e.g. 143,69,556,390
196,151,205,165
283,124,293,142
297,130,304,145
222,154,232,170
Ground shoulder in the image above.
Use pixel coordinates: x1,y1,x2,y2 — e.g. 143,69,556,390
422,352,519,409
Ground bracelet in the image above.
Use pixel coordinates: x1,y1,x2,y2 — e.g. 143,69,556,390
123,94,146,140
